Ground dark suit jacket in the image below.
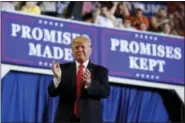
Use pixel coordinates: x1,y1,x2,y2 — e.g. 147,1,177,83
48,61,110,123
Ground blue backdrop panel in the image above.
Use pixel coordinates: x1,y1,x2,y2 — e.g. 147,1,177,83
2,71,169,122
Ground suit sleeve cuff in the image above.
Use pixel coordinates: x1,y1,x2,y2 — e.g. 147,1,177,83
53,76,61,88
84,82,91,89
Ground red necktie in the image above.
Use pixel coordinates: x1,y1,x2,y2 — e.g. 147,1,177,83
74,64,83,117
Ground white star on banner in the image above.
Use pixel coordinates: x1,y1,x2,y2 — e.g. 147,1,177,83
44,62,48,66
146,74,149,78
141,74,145,78
154,37,158,40
44,20,48,25
144,35,148,39
151,75,154,79
140,34,143,38
135,34,139,38
136,73,140,77
39,61,42,65
49,21,53,26
149,36,153,40
60,23,63,27
38,20,42,24
156,76,159,79
55,22,58,26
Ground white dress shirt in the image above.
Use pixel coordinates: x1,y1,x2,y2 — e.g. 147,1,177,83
75,60,89,74
53,60,90,88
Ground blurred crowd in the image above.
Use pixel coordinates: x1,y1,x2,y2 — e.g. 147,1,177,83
1,1,185,37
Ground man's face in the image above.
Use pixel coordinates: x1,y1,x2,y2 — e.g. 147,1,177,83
158,9,167,18
124,20,131,28
136,10,142,18
101,7,108,17
163,24,171,34
118,4,124,11
140,23,147,31
72,38,92,63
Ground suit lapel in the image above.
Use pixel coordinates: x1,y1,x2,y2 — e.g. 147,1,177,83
87,61,94,83
71,61,95,93
70,62,77,88
70,61,95,83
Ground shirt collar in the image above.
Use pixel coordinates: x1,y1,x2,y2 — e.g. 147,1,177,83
75,60,89,69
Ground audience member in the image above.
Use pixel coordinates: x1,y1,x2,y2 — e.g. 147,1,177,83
1,2,16,11
94,6,116,28
40,2,57,16
155,8,170,31
56,2,70,18
171,4,185,36
3,1,184,37
132,8,149,30
81,2,94,16
83,12,94,23
119,19,135,30
140,22,148,31
21,2,41,15
161,23,173,35
149,16,161,32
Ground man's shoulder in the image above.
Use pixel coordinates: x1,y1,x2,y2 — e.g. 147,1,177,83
59,62,74,68
92,63,108,72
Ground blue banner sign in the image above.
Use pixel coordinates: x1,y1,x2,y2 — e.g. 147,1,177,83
1,11,99,69
1,11,184,85
100,28,184,85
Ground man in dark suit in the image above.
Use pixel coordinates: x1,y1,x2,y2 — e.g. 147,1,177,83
48,36,110,123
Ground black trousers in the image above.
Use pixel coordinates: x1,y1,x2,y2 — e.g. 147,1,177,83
70,114,80,122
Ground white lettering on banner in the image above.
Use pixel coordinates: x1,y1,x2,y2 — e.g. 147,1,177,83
28,43,73,61
124,2,167,14
129,56,166,72
53,46,64,59
110,38,120,51
110,38,182,60
157,45,165,58
11,23,21,37
110,38,182,73
28,43,42,57
21,25,32,39
32,27,43,41
120,40,129,53
64,48,73,61
129,41,139,54
42,45,53,59
140,43,152,55
151,44,157,56
43,29,56,43
174,48,182,59
11,23,89,45
166,46,175,59
10,23,90,62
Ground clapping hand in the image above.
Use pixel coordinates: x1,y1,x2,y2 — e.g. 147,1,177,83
83,69,91,86
52,61,61,80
